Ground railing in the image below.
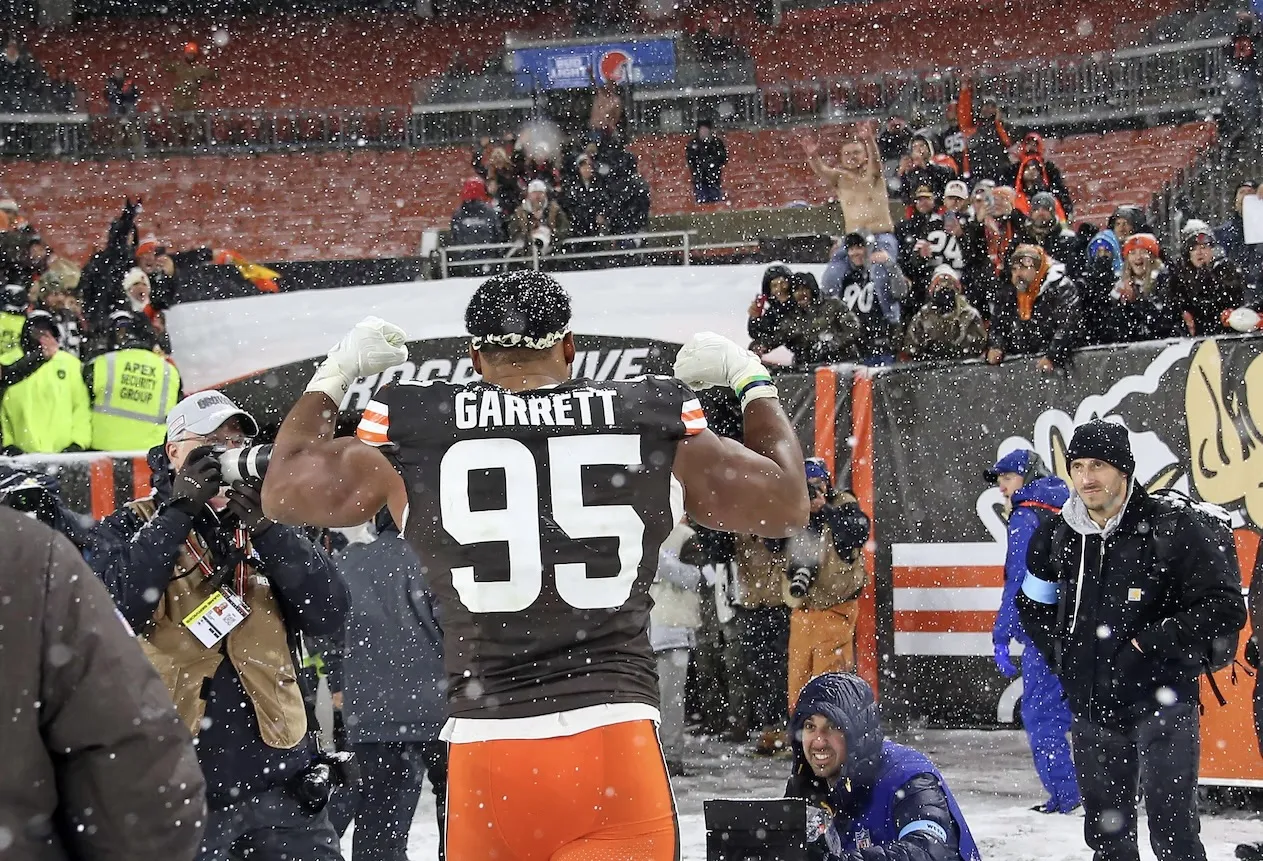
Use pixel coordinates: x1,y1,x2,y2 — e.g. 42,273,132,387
436,230,694,278
0,37,1233,159
415,60,757,106
0,105,416,158
758,38,1230,127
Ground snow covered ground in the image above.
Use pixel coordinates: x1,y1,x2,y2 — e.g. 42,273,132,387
340,728,1262,860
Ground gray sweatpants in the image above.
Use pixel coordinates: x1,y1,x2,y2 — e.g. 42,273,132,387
1072,703,1205,861
656,648,690,762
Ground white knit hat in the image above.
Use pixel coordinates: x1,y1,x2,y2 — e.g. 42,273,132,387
123,266,149,291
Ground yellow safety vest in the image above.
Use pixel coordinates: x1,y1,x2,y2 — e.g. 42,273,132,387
89,348,180,451
0,311,24,359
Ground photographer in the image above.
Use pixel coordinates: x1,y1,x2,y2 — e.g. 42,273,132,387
91,390,349,860
785,459,871,714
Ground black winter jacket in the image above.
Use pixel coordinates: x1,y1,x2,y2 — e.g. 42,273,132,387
449,200,505,256
1168,257,1250,336
1080,258,1182,347
562,177,611,238
91,446,348,807
686,134,728,186
1018,486,1246,729
988,264,1081,365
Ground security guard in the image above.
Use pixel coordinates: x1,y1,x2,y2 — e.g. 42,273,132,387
0,282,26,363
86,310,180,452
0,311,90,455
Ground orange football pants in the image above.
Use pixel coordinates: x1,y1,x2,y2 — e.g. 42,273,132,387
787,602,860,714
445,719,678,861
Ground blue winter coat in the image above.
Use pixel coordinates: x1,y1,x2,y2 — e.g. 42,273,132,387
785,674,980,861
993,475,1068,649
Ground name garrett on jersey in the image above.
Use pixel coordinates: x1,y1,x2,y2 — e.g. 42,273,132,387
454,388,619,429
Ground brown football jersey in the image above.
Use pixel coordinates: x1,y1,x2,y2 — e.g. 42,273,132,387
356,375,706,719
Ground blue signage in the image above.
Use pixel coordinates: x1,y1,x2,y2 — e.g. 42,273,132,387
510,38,677,91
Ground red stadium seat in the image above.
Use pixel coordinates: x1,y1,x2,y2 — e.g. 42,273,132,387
0,122,1212,262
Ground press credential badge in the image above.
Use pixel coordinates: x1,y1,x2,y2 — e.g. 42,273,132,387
182,590,250,647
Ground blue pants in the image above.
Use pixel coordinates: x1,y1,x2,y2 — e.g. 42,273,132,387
1021,639,1080,810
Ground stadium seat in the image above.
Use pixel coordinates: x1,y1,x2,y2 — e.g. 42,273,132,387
0,122,1213,262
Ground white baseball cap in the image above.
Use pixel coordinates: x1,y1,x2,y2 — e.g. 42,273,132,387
166,389,259,441
944,180,969,200
527,179,549,194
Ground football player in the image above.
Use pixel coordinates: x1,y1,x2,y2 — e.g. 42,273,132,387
263,271,809,860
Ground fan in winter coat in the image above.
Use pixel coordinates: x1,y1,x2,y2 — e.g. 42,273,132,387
785,672,981,861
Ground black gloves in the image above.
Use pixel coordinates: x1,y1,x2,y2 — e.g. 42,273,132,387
170,445,222,513
224,480,273,536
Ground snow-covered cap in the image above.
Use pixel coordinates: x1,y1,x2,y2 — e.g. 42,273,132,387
930,264,960,285
527,179,549,194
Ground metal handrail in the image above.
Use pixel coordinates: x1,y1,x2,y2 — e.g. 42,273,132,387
437,230,695,277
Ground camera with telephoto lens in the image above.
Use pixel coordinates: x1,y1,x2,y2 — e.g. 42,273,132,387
291,750,361,814
787,565,818,599
214,444,273,488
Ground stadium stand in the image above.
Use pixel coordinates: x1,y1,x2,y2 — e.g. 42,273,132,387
687,0,1192,83
0,121,1216,263
21,12,570,111
17,0,1190,113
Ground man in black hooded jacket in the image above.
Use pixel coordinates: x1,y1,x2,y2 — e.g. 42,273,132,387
1018,420,1245,861
785,672,979,861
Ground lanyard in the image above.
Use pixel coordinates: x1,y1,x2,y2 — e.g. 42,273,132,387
182,526,250,597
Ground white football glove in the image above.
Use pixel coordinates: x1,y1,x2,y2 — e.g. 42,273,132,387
674,332,777,407
306,316,409,404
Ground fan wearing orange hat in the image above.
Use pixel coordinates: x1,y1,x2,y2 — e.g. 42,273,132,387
1081,232,1182,346
169,38,217,120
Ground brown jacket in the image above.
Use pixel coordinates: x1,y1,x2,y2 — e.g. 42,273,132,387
783,520,868,610
128,498,308,748
0,509,205,861
734,533,788,607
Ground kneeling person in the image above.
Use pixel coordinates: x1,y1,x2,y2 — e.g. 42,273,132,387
787,673,980,861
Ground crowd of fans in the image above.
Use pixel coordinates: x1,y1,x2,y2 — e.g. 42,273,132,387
451,120,652,265
748,88,1263,372
0,195,189,456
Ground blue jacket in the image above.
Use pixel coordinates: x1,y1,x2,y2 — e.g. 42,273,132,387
91,445,348,808
1086,229,1122,277
334,526,447,744
785,674,980,861
994,475,1068,649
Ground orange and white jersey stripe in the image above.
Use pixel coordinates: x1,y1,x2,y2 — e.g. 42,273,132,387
681,397,707,436
355,399,391,447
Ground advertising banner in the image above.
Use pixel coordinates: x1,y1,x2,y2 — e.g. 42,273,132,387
509,37,677,90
